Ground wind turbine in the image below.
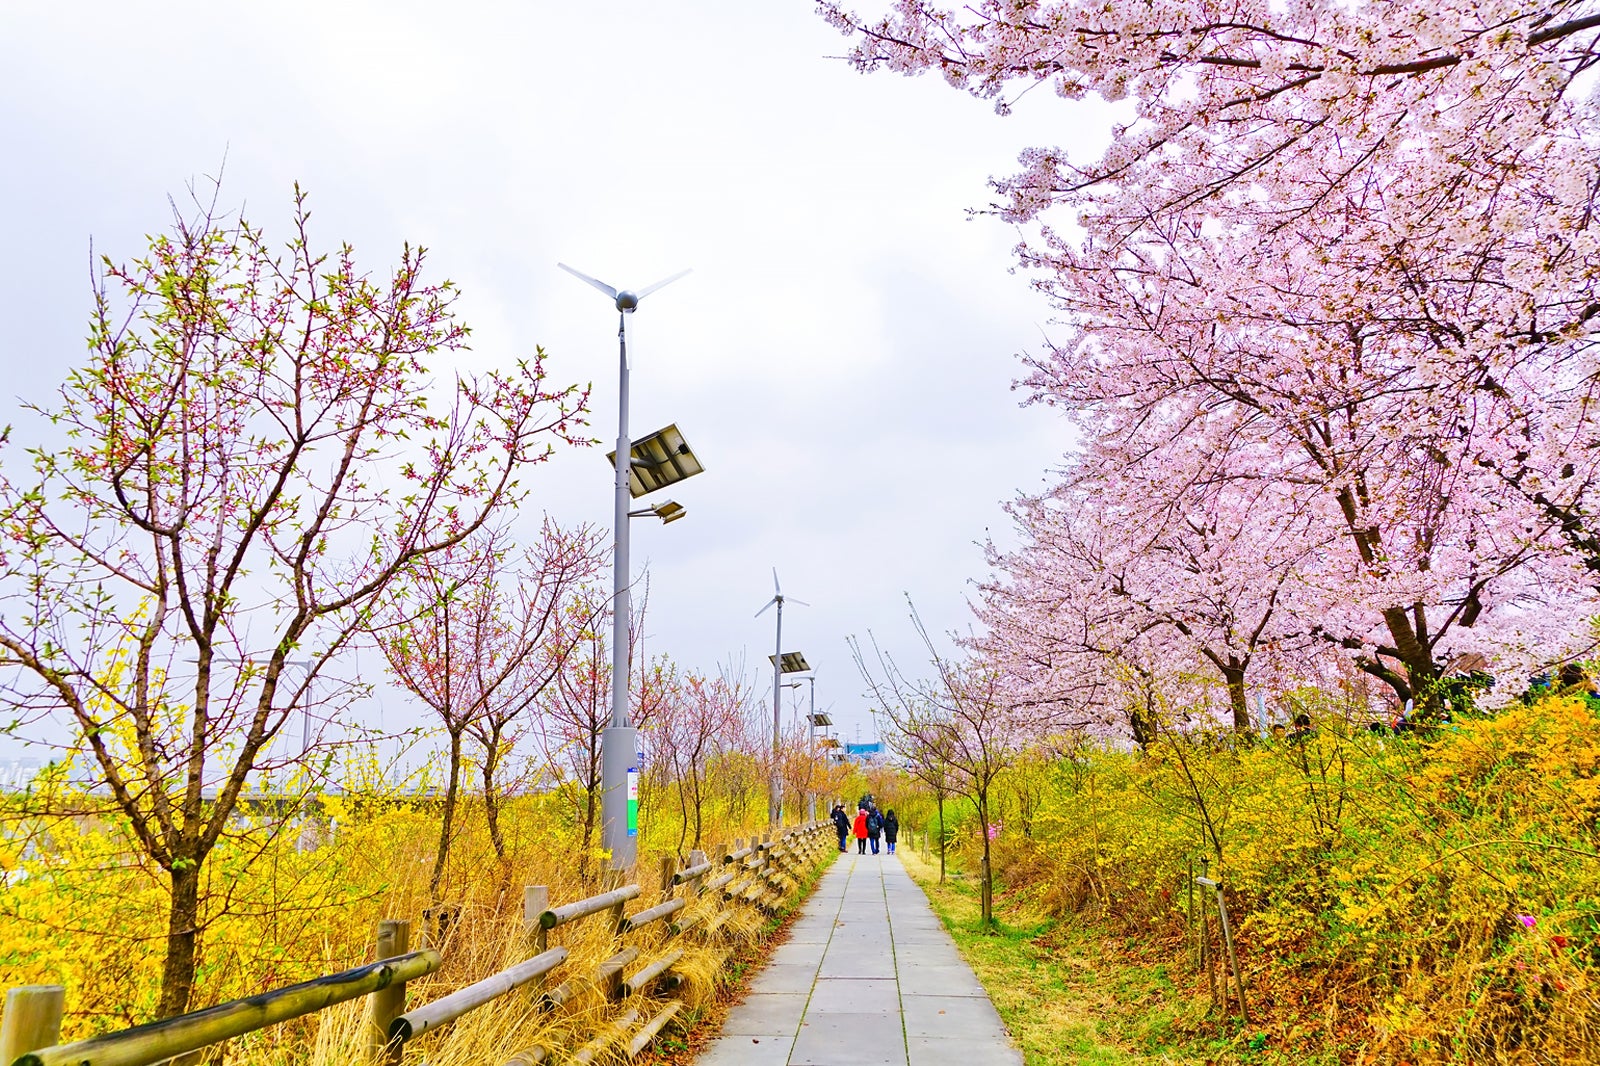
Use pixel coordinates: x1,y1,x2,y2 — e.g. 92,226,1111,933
756,568,808,827
559,261,690,871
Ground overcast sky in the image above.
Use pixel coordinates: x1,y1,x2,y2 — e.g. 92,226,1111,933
0,2,1115,755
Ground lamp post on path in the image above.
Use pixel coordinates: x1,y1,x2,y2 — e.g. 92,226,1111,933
559,262,701,871
757,573,809,827
798,674,830,822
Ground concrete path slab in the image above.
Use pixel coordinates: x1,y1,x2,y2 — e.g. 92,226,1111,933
694,850,1023,1066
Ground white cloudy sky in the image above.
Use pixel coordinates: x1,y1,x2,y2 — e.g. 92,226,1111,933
0,2,1115,752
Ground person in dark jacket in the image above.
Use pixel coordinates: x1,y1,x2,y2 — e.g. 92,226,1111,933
852,807,869,854
883,809,899,854
866,807,883,854
831,803,850,852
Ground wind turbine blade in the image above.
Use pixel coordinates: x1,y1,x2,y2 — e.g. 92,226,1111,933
635,268,692,302
755,596,779,619
789,597,811,608
557,262,617,299
772,567,781,596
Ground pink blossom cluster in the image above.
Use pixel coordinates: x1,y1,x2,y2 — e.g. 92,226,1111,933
824,2,1600,734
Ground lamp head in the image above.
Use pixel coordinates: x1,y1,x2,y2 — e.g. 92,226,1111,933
615,291,639,312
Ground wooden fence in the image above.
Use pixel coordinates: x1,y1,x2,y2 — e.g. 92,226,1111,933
0,822,833,1066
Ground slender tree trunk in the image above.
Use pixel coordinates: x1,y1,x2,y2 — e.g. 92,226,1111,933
579,747,599,881
936,791,946,883
481,736,506,866
430,728,464,902
976,788,994,930
690,766,703,850
675,771,689,858
157,858,203,1018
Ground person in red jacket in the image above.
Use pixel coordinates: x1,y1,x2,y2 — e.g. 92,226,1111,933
852,806,869,854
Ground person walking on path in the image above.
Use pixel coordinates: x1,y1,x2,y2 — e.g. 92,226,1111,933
883,809,899,854
852,806,869,854
831,803,850,852
866,806,883,855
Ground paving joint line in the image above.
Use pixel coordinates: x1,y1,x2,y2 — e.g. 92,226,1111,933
881,852,911,1063
789,849,854,1057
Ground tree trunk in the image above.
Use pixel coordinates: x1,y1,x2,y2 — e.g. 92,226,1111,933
579,753,599,882
690,766,703,850
1129,696,1157,749
1382,606,1443,717
936,791,946,883
157,858,203,1018
976,789,994,930
1224,664,1251,733
430,728,464,902
481,731,507,866
675,773,689,858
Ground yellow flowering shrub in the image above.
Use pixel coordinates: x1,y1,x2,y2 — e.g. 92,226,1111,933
982,695,1600,1063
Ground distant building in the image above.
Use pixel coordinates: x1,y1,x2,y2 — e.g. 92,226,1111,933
0,759,42,792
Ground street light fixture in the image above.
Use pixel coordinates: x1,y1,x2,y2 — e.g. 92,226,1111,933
559,261,697,872
628,499,686,524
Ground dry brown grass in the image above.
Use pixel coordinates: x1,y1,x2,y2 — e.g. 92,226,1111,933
2,786,837,1066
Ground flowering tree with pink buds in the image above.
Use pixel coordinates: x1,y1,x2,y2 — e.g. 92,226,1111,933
823,1,1600,710
650,665,760,855
853,604,1076,928
371,519,605,897
0,187,588,1017
535,579,666,877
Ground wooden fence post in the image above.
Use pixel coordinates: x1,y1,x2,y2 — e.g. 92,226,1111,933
0,985,65,1064
525,886,549,955
1186,859,1196,968
1211,881,1250,1022
710,844,727,895
366,919,411,1065
609,871,632,939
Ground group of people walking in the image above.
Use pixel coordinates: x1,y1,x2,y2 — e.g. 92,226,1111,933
831,795,897,855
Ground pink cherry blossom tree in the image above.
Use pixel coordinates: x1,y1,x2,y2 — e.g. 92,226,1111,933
980,441,1327,733
823,1,1600,709
0,186,589,1016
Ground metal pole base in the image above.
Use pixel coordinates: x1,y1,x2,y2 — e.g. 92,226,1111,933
601,726,640,871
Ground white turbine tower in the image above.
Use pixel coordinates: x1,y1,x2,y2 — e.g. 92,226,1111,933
559,261,690,871
756,568,808,826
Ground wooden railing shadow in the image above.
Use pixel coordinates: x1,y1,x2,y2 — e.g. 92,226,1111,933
0,822,832,1066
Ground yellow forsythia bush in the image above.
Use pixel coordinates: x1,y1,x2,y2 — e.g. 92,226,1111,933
986,695,1600,1063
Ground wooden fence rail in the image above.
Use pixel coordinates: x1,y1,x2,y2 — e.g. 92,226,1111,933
10,951,441,1066
3,822,834,1066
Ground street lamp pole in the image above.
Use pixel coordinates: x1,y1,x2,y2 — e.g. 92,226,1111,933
603,307,640,872
802,674,817,821
559,262,691,872
758,582,808,828
771,597,784,826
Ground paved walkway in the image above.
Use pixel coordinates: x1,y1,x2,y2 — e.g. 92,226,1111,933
693,849,1024,1066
